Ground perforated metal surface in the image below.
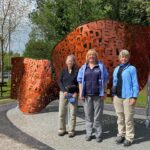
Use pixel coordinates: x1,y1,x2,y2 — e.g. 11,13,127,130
11,20,150,113
11,58,59,113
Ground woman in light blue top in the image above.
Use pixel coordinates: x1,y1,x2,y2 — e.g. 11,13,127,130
112,49,139,147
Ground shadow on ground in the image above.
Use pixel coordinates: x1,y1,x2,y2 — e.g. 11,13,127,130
41,104,150,144
0,104,150,150
77,106,150,144
0,110,55,150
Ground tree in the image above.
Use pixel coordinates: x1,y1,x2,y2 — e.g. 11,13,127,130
24,39,52,60
24,0,150,59
30,0,105,40
98,0,150,25
3,51,20,71
24,0,104,58
30,0,150,40
0,0,29,82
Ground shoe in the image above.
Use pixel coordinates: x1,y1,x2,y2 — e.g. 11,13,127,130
68,132,75,138
85,135,92,141
58,131,66,136
96,137,103,143
116,136,125,144
123,139,133,147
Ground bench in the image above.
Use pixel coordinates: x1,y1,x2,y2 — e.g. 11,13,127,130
0,82,8,97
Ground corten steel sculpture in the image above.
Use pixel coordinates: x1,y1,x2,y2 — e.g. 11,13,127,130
11,20,150,113
11,58,59,113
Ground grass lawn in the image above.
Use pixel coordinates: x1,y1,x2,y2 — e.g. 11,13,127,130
2,79,11,97
0,80,148,108
0,79,16,105
0,98,16,105
105,85,147,108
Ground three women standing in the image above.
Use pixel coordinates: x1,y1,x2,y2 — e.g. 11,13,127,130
57,49,139,147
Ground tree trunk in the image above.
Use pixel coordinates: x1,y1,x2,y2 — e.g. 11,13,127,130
0,39,4,83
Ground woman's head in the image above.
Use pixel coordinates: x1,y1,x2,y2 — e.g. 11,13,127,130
119,49,130,64
65,54,76,68
86,49,98,63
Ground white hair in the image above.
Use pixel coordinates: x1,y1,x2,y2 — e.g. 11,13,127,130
66,54,76,64
119,49,130,58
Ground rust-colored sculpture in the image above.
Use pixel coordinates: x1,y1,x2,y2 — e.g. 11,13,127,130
11,58,59,113
11,20,150,113
51,20,150,90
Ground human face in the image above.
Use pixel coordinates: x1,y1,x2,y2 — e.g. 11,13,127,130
88,53,96,63
66,58,74,69
119,56,129,64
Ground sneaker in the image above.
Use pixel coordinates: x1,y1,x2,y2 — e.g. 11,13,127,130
85,135,92,141
96,137,103,143
58,131,66,136
68,132,75,138
116,136,125,144
123,139,133,147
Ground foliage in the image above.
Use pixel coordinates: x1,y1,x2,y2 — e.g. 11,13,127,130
0,0,30,82
23,39,52,60
24,0,150,59
3,51,20,71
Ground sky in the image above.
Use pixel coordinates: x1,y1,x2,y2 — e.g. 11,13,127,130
10,0,36,55
11,23,32,55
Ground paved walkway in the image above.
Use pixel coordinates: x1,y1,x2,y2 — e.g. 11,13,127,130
0,100,150,150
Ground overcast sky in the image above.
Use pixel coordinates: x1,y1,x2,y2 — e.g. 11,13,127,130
10,0,36,55
11,23,31,54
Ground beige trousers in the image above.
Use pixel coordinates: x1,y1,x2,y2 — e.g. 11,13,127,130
113,96,135,142
58,91,77,133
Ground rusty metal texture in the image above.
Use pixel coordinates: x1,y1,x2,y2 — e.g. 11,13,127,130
11,20,150,113
11,57,59,113
51,20,150,91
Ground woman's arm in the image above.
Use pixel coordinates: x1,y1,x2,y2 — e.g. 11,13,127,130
103,64,109,84
101,65,109,100
112,68,118,96
131,67,139,98
79,83,84,100
58,70,67,92
77,66,85,100
130,67,139,105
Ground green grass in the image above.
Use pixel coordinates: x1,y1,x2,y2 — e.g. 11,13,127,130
2,79,11,97
105,85,147,108
0,98,16,105
0,79,15,105
0,79,148,108
136,85,147,108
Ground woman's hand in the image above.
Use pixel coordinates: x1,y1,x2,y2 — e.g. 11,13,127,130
73,93,77,98
78,83,84,101
112,95,117,101
79,93,85,101
80,96,85,101
64,92,68,97
101,93,107,100
129,98,136,106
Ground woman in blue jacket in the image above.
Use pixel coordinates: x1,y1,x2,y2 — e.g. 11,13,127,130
112,49,139,147
77,49,108,142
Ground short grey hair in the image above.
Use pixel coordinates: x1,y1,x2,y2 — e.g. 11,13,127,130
66,54,76,64
119,49,130,58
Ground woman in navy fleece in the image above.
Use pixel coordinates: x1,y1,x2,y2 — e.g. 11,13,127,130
77,49,108,142
58,55,78,138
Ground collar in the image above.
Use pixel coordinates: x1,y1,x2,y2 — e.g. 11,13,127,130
87,63,99,69
119,62,129,67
